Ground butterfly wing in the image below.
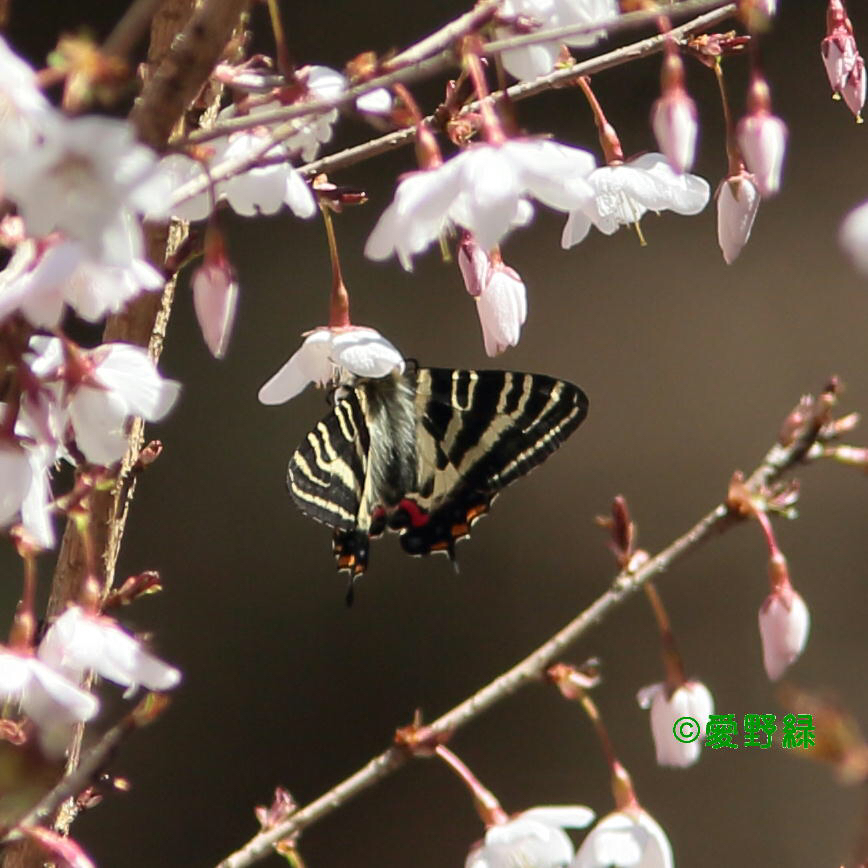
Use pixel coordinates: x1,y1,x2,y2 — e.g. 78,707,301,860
394,368,588,558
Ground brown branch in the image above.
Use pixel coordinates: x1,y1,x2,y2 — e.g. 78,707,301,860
0,2,248,867
214,385,830,868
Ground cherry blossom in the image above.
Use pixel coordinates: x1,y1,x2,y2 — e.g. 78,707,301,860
561,153,710,248
366,139,596,269
716,171,760,264
458,236,527,357
27,337,181,466
758,586,810,680
466,806,595,868
0,230,163,328
162,139,316,222
651,54,698,174
258,326,405,404
192,253,239,359
822,0,866,120
39,606,181,693
497,0,618,82
0,647,98,757
736,77,787,198
0,35,53,158
571,808,673,868
636,681,714,768
4,116,170,266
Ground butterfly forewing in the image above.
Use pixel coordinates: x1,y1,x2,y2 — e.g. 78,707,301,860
287,367,588,576
287,390,370,531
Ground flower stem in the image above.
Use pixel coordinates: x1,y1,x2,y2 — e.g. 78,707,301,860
463,42,506,146
577,76,624,163
644,581,687,692
433,744,508,827
712,59,742,175
320,205,351,328
266,0,296,82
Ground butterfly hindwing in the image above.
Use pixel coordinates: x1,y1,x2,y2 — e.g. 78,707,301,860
396,369,588,557
287,367,588,577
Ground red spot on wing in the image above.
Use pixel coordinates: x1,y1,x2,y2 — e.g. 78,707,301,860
397,499,430,527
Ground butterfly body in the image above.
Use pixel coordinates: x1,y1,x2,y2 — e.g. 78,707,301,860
288,366,588,577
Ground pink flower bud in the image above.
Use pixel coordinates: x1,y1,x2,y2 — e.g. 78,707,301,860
842,54,867,120
758,586,810,681
193,230,239,359
651,62,698,174
716,171,760,264
458,235,528,357
737,77,787,197
822,0,866,120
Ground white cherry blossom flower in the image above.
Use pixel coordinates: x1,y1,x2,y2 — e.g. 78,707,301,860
27,337,180,466
561,153,710,248
716,171,760,264
160,129,316,222
4,116,169,266
0,229,163,328
366,139,596,269
0,647,98,757
458,237,527,356
637,681,714,768
356,87,392,115
0,35,54,158
841,55,867,119
466,806,595,868
0,442,34,528
758,586,810,680
572,808,673,868
822,0,861,102
258,326,405,405
39,606,181,693
497,0,618,82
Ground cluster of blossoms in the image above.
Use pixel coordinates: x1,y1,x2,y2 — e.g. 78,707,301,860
0,597,180,759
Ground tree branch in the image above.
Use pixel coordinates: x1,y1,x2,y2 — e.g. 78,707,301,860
214,384,834,868
169,3,736,211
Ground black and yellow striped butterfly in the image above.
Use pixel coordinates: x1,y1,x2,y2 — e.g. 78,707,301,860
288,365,588,582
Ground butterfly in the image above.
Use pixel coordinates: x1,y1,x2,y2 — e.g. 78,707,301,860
287,365,588,589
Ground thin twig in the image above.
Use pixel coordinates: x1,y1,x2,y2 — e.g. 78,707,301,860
170,4,736,210
298,3,736,180
214,388,826,868
186,0,734,145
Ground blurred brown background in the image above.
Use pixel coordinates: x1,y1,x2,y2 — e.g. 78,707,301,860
5,1,868,866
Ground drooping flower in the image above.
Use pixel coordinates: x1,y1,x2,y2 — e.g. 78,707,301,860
39,605,181,693
822,0,866,120
571,808,673,868
192,228,239,359
637,681,714,768
561,152,710,248
497,0,618,82
0,35,54,158
651,53,698,175
736,76,787,197
458,236,527,357
716,170,760,264
366,139,596,269
26,337,181,466
758,585,810,681
466,806,595,868
4,116,169,266
258,326,405,405
0,648,98,757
